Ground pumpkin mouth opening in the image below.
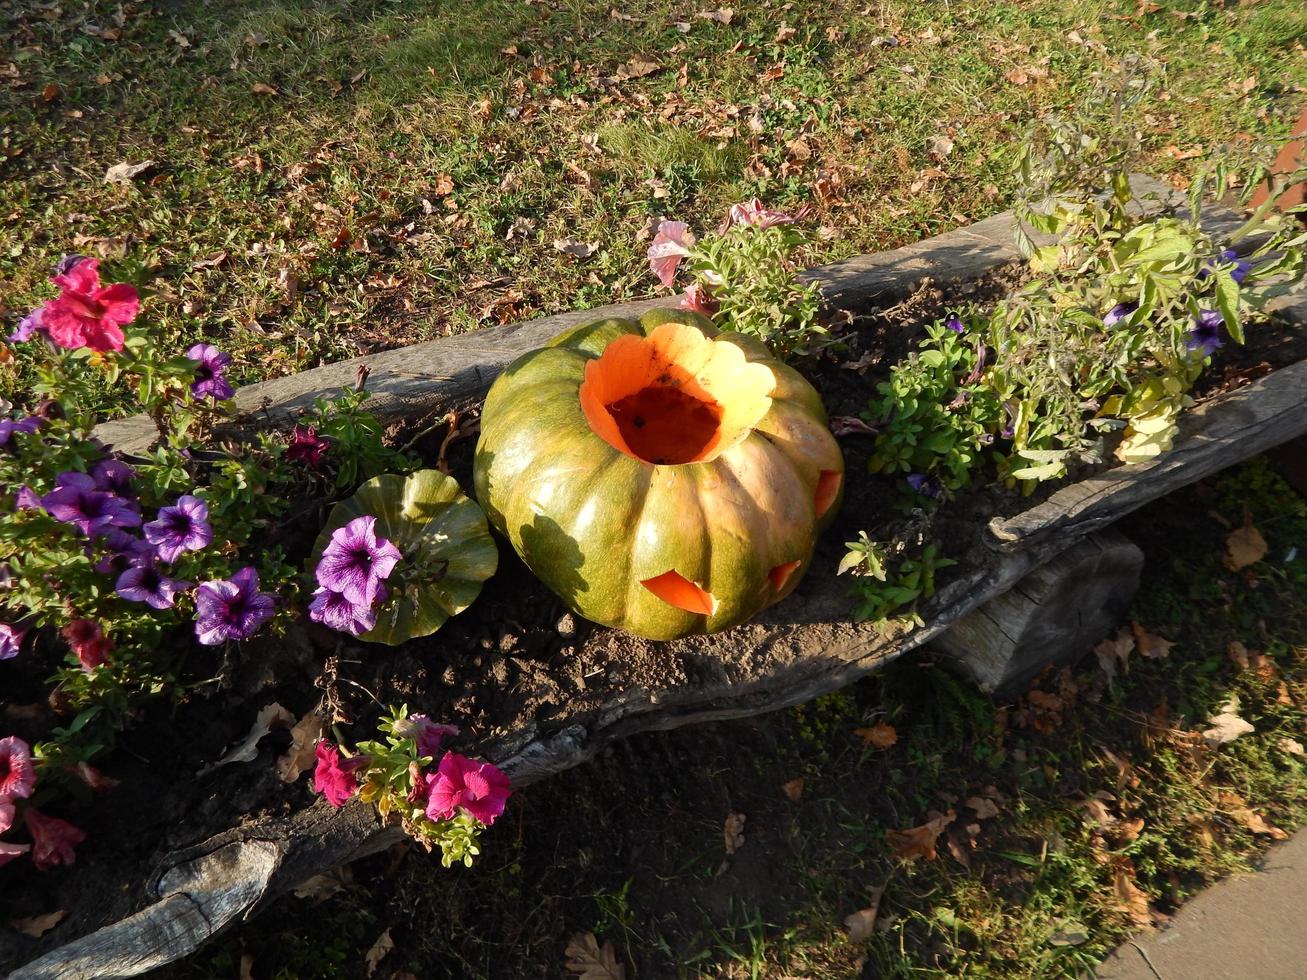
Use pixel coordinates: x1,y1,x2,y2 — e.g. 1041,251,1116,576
579,321,774,465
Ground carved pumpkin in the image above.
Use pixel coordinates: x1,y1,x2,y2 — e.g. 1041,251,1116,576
473,308,844,640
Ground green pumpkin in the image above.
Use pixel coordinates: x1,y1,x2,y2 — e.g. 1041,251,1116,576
473,308,844,640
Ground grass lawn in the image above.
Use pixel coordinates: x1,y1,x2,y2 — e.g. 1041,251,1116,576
4,0,1307,976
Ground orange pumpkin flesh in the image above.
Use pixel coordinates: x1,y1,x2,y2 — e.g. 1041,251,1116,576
474,309,845,640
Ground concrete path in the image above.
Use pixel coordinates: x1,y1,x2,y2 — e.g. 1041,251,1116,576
1095,830,1307,980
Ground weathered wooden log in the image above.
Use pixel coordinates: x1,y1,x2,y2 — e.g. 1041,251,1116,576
935,531,1145,695
18,179,1302,977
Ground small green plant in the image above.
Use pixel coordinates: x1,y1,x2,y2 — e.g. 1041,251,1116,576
839,531,954,624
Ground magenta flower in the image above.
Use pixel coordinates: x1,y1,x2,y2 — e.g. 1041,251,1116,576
186,343,235,401
0,624,24,661
0,736,36,800
424,751,512,827
61,619,113,671
0,798,13,834
115,562,190,609
403,716,460,759
307,585,381,636
90,458,136,496
647,220,694,288
286,425,330,468
313,742,365,808
680,282,719,318
0,841,30,868
14,486,41,511
194,567,276,645
1187,309,1226,358
41,472,141,536
315,515,402,606
719,198,810,233
39,257,139,353
25,808,86,871
143,494,212,563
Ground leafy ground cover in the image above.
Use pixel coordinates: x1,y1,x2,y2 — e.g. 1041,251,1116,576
158,454,1307,978
4,0,1306,404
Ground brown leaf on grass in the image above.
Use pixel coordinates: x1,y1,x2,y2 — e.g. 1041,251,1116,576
843,886,884,942
10,910,67,937
1101,746,1138,792
432,173,455,196
697,8,734,23
1278,737,1305,756
1224,519,1268,571
1227,640,1251,669
1202,696,1255,746
1004,67,1030,85
854,722,898,749
1079,796,1115,828
1130,623,1175,659
292,866,353,903
364,928,394,977
613,57,663,82
780,777,804,802
553,238,599,260
192,250,228,270
251,82,279,96
1114,816,1145,843
41,82,60,102
1228,805,1288,840
278,708,325,782
965,796,1000,820
1111,859,1154,928
723,811,746,854
886,810,955,862
830,416,877,437
946,832,972,868
1095,630,1135,680
104,159,155,184
330,226,352,250
204,703,294,772
565,932,626,979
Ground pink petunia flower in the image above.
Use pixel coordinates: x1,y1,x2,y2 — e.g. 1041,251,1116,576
286,425,331,469
62,619,114,671
718,198,810,234
40,257,139,353
397,715,459,760
0,797,14,834
71,761,120,794
646,220,694,288
679,282,720,318
313,742,366,808
0,736,36,800
0,624,24,661
25,808,86,871
0,841,30,868
423,751,512,827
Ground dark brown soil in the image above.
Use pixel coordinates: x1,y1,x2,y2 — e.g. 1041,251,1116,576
1,267,1302,971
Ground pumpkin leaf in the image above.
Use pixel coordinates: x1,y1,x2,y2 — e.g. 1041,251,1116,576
312,470,498,645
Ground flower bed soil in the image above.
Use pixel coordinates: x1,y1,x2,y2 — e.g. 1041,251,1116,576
6,190,1307,972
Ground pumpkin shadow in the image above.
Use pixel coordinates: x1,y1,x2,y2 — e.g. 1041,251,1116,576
516,512,587,607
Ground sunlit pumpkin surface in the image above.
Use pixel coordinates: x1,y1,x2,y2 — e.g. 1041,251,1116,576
579,322,775,465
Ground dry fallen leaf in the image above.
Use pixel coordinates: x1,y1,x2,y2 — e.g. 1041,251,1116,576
854,721,898,749
780,777,805,802
1131,623,1175,660
41,82,60,103
1278,737,1304,756
1079,797,1115,828
928,134,954,160
1228,805,1288,840
203,702,294,773
965,796,1000,820
104,160,155,184
1114,816,1145,843
364,928,394,977
432,173,455,196
239,952,255,980
10,910,67,937
1202,695,1255,747
191,250,228,270
1112,859,1153,928
251,82,280,96
830,416,877,437
1004,67,1030,85
1225,519,1268,571
697,8,734,23
278,708,325,782
554,238,599,260
292,866,353,903
564,931,626,979
1227,640,1251,669
723,811,746,854
843,885,884,942
1094,630,1135,680
886,809,955,861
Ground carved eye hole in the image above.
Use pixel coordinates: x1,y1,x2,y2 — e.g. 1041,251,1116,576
768,560,801,593
641,570,717,615
814,469,841,518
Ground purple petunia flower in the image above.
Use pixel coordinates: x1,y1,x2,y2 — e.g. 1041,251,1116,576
1103,301,1138,327
308,585,381,636
92,528,153,576
9,307,46,343
115,562,190,609
944,314,964,333
314,515,402,606
906,473,941,498
0,416,42,449
194,567,276,645
143,494,212,563
186,343,236,401
0,623,25,661
14,485,41,511
90,458,136,497
1187,309,1227,359
285,425,331,469
41,472,141,536
1201,248,1252,285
